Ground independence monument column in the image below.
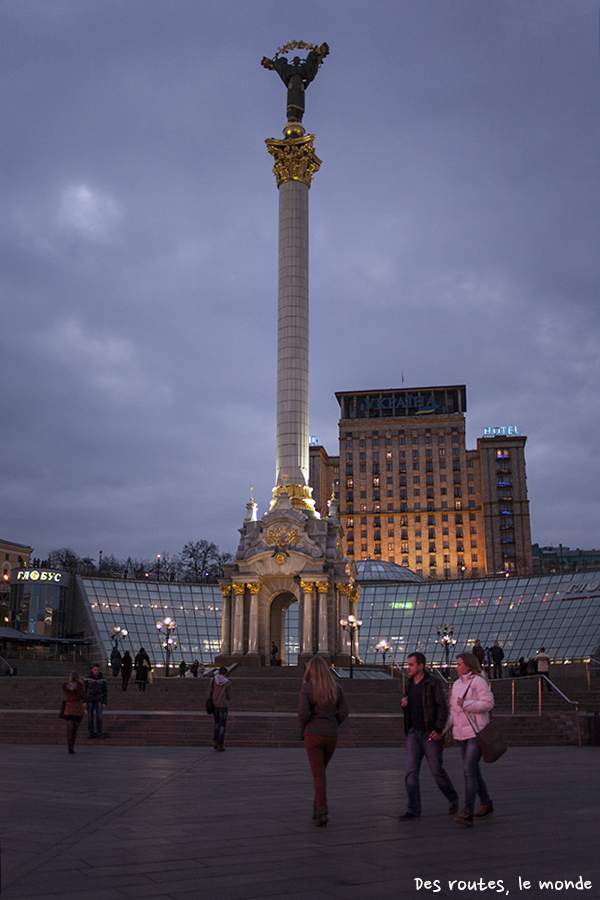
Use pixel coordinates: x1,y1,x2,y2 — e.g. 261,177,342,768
262,41,329,511
217,41,357,668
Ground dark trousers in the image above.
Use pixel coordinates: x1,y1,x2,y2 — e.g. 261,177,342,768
492,662,502,678
87,701,103,735
405,728,458,816
304,734,338,808
213,707,228,745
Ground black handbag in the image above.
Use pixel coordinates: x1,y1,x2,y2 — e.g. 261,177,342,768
58,700,67,719
205,680,215,715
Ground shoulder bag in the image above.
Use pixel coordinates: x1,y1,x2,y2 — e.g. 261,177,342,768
463,681,507,763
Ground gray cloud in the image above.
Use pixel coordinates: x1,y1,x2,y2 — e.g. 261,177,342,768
1,0,599,560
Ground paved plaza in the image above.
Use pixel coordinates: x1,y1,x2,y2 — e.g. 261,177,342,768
1,744,598,900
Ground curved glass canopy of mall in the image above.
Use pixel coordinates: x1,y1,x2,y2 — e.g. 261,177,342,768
79,569,600,668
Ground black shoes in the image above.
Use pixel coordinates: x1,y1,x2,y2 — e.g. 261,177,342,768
454,808,474,827
474,802,494,819
449,802,459,816
399,811,420,820
314,806,328,827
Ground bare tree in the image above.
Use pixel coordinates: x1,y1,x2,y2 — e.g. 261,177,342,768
46,548,82,575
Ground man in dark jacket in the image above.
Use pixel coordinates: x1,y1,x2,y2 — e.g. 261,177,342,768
491,641,505,678
84,665,108,739
399,652,458,819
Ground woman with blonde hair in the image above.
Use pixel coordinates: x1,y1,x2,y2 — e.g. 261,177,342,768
446,651,495,827
61,672,86,754
298,656,349,827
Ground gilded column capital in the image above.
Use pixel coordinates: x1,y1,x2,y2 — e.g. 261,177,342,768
233,583,246,595
336,583,352,597
265,134,322,188
269,483,316,512
315,581,329,594
350,587,361,602
246,583,261,594
300,581,315,594
219,586,232,599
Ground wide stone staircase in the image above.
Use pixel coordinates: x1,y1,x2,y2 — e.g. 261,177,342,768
0,668,597,747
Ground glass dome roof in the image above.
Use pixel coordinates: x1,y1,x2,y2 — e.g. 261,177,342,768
355,559,424,584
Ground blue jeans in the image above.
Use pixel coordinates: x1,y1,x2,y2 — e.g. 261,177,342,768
405,728,458,816
456,737,491,813
87,701,103,736
213,708,228,745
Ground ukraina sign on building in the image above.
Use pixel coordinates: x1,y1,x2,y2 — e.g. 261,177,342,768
336,385,467,420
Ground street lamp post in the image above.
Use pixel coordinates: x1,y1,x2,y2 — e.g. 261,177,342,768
376,639,390,667
156,617,178,676
436,623,456,669
156,554,161,582
110,626,128,649
340,615,362,679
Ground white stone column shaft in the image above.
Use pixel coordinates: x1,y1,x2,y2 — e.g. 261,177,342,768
232,589,245,654
317,588,328,652
276,179,309,486
301,586,314,654
247,591,259,654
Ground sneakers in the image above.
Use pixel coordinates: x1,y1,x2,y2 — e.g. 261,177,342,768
399,811,420,820
454,808,474,827
474,801,494,819
449,802,459,816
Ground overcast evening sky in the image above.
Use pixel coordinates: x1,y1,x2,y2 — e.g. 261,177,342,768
1,1,599,564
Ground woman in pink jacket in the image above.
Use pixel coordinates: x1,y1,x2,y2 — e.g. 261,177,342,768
447,652,495,827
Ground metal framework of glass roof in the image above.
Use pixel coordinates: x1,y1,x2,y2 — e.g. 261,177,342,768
79,570,600,668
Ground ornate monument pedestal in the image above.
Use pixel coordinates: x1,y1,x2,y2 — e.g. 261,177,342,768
216,492,358,668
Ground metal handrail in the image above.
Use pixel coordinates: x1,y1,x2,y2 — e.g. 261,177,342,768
0,654,15,674
506,674,581,746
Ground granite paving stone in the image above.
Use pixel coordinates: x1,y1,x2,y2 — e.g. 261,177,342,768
1,746,598,900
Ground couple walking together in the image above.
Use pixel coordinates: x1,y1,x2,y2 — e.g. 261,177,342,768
401,650,495,827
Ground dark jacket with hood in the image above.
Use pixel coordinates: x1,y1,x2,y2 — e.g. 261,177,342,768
402,671,449,735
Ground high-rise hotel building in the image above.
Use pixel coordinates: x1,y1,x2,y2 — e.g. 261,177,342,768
309,384,532,579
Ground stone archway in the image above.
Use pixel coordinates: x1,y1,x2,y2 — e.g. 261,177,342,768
269,591,298,666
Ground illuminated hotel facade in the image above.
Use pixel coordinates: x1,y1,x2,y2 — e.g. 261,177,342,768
309,384,533,579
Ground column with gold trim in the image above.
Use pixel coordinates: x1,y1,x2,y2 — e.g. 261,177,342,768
300,581,315,655
316,581,329,654
218,586,232,656
246,582,261,656
231,583,246,655
265,131,321,512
